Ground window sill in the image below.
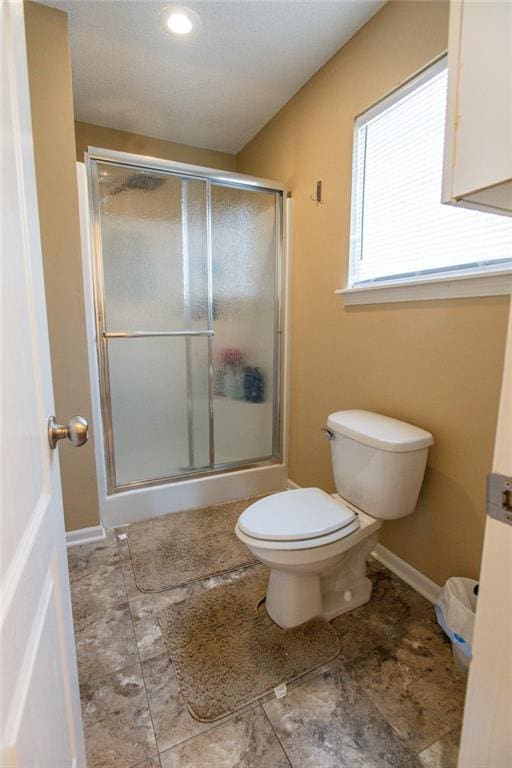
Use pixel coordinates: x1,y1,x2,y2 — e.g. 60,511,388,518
336,269,512,306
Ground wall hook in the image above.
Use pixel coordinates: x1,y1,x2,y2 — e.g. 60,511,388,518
311,180,323,205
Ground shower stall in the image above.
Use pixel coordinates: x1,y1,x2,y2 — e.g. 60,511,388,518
79,149,288,526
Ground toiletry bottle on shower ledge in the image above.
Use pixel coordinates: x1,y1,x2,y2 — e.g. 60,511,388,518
225,363,244,399
221,348,244,400
243,366,265,403
214,366,225,396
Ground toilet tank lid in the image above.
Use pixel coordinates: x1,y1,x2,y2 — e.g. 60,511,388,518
327,410,433,453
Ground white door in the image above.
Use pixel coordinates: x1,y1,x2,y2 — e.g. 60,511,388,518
458,297,512,768
0,2,86,767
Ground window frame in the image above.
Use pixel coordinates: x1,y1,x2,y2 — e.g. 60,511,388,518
339,54,512,306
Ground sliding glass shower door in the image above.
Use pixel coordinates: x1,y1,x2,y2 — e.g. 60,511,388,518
88,154,283,492
211,184,278,465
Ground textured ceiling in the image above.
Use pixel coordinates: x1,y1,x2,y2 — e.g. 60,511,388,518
43,1,384,154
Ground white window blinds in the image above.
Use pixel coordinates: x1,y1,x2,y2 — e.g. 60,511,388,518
349,59,512,287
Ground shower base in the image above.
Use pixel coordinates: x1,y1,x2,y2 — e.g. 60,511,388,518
99,462,287,528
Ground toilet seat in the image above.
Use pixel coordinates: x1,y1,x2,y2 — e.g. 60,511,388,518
237,488,360,550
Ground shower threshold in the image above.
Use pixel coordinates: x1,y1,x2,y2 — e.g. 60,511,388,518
99,460,288,528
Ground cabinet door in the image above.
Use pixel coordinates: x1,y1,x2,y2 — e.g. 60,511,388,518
442,1,512,215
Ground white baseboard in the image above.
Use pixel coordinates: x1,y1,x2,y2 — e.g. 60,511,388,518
372,543,441,605
66,525,106,548
287,479,301,489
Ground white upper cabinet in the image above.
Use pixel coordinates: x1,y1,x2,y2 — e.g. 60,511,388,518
442,1,512,216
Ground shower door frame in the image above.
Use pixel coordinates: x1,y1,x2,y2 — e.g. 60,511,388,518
85,148,286,496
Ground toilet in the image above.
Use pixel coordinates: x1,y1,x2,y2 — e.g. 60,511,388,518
235,410,433,629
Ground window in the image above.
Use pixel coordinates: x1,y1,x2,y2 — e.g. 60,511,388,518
343,57,512,304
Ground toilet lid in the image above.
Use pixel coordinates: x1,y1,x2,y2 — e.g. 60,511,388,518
238,488,357,542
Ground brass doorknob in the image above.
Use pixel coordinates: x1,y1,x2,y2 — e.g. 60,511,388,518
48,415,88,449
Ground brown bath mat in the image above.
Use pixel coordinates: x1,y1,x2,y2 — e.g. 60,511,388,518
159,566,341,721
125,496,261,592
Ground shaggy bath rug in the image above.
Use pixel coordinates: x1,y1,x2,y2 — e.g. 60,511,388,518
159,566,341,721
125,496,261,592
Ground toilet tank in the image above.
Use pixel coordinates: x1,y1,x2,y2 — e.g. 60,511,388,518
327,410,433,520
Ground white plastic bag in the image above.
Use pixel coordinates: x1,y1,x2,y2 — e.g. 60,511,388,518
435,577,478,666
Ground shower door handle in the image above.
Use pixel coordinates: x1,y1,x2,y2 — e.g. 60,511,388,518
102,330,214,338
48,415,89,449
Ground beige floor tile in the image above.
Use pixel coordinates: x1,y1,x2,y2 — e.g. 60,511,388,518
159,707,290,768
121,556,145,601
68,531,119,577
258,655,345,705
348,635,465,753
133,758,162,768
142,652,257,753
332,568,419,661
75,602,138,682
69,529,465,768
418,728,461,768
70,561,127,619
263,664,413,768
80,663,157,768
333,568,451,664
130,583,205,661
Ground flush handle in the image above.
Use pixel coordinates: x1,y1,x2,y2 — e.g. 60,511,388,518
321,427,335,441
48,415,88,449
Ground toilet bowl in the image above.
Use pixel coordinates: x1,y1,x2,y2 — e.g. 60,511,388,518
235,410,433,629
235,488,381,628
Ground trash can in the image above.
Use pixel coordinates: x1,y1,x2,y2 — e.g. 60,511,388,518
435,577,478,674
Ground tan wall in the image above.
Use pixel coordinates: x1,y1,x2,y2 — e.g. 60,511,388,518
237,0,509,584
25,1,100,531
25,5,236,532
75,121,237,171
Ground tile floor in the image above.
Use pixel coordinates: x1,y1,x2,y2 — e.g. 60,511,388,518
68,530,466,768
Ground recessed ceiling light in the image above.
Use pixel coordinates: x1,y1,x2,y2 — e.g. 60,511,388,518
165,7,200,36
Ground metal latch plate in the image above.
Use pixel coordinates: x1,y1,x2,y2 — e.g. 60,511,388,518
487,473,512,527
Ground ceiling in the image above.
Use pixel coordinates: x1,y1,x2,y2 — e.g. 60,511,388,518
44,1,384,154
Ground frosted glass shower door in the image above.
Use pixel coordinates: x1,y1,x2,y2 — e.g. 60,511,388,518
89,153,283,493
107,337,210,485
94,162,212,489
211,184,279,465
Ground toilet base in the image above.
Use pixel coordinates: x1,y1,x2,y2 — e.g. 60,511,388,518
321,575,373,621
266,570,373,628
264,528,380,629
266,569,323,628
